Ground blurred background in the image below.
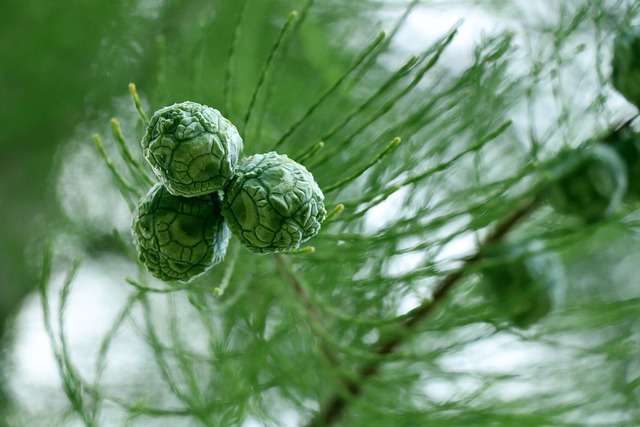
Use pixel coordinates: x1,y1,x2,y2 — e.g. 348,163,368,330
2,0,640,426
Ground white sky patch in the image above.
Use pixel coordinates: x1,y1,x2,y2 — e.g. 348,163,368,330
421,375,484,404
56,135,133,233
363,185,410,233
8,297,60,395
8,259,144,415
396,291,421,316
433,230,477,268
391,7,504,72
383,251,426,278
438,331,551,375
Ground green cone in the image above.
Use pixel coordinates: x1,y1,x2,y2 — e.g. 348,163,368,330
222,152,326,253
480,248,564,328
141,102,243,197
546,144,627,222
132,183,230,282
611,25,640,108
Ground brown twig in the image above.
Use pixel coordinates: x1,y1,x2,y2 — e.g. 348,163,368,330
273,254,343,369
302,111,636,427
305,195,542,427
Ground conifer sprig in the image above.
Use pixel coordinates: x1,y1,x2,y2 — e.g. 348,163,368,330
243,10,299,135
306,196,541,427
272,31,387,151
31,1,640,426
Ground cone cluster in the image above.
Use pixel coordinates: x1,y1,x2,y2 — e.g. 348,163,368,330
132,101,326,282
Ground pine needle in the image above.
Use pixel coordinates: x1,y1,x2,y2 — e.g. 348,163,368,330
128,83,150,126
272,30,387,150
93,133,138,210
323,137,402,193
110,118,154,188
224,0,248,115
242,10,299,135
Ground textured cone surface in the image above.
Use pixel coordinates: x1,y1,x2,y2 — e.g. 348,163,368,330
141,101,243,197
546,144,627,222
132,183,230,282
222,152,326,253
611,25,640,108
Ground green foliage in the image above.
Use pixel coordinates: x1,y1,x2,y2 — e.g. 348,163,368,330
222,152,326,254
142,102,244,197
12,0,640,426
0,0,163,373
